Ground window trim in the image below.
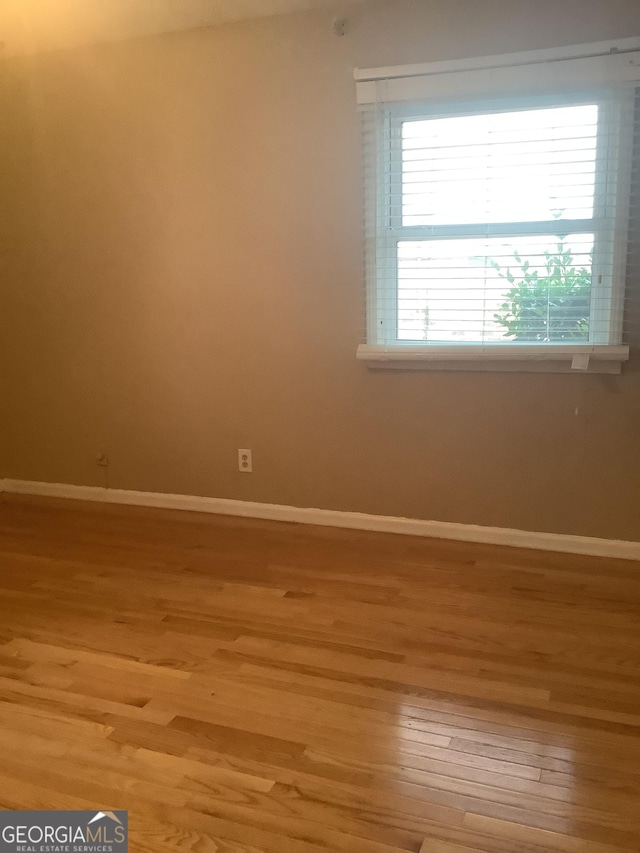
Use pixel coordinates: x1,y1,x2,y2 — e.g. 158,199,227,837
357,343,630,367
355,38,640,88
356,344,629,374
355,39,640,106
357,43,640,371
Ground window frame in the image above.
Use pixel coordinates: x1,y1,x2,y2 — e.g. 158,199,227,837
355,39,640,372
368,90,632,354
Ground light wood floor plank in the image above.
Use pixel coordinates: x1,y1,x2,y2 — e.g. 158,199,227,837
1,494,639,851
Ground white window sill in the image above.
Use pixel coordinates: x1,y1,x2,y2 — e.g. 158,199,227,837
356,344,630,374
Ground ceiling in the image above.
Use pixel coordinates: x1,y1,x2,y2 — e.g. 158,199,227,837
0,0,365,56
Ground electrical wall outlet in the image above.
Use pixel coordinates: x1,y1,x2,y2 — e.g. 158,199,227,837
238,449,252,473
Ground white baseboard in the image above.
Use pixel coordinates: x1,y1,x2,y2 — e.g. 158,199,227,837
1,478,639,561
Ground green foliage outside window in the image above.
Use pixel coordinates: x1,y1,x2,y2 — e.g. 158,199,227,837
491,238,592,342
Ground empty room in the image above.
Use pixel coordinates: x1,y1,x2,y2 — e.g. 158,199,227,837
1,0,640,851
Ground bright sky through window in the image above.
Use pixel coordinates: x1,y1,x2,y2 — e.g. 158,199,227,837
402,105,598,226
397,105,599,342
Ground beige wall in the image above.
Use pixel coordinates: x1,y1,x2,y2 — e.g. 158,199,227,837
2,0,640,540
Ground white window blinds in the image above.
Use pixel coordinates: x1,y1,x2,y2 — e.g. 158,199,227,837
356,40,640,369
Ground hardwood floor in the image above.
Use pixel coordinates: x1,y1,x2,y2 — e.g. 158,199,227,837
1,494,640,852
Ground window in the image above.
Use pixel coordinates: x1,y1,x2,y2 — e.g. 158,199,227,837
356,40,640,371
